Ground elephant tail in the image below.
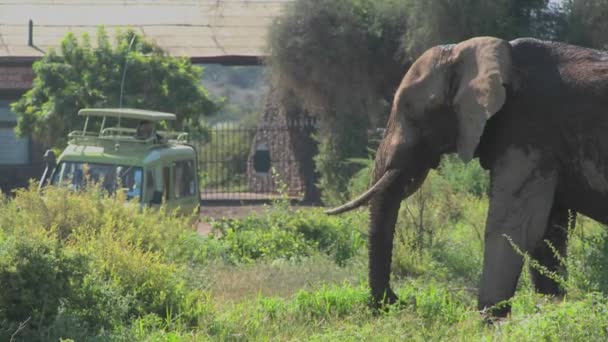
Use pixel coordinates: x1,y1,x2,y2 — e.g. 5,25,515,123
325,169,400,215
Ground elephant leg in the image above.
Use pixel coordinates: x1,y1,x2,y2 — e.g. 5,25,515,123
368,186,405,307
529,207,574,296
478,148,558,317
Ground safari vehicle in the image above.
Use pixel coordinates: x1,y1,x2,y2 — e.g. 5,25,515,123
40,108,200,214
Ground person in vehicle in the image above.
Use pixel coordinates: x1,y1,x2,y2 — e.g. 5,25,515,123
135,120,164,141
135,120,155,139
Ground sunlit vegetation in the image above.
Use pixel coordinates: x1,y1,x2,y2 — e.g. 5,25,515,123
2,159,608,340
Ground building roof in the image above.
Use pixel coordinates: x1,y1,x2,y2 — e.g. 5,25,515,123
0,0,292,64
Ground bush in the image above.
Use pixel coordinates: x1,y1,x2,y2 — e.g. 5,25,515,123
387,162,487,285
0,232,88,337
563,215,608,297
437,156,489,197
6,174,608,340
0,185,370,339
0,186,213,340
209,206,366,265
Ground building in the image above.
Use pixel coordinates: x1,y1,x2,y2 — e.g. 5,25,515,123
0,0,292,193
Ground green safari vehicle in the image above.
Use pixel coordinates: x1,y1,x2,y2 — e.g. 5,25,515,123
40,108,200,214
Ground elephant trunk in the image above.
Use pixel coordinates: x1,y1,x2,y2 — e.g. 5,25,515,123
325,169,401,215
367,166,429,305
325,166,428,215
324,138,431,305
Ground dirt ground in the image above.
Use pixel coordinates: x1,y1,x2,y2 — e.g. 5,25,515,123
196,205,274,235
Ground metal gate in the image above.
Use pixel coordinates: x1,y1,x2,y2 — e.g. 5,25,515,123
195,120,316,201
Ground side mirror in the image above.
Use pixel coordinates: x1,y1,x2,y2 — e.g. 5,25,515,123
39,150,57,190
150,190,163,205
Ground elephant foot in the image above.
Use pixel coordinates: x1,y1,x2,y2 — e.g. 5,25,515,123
531,274,565,298
370,287,400,310
479,301,511,323
535,283,565,298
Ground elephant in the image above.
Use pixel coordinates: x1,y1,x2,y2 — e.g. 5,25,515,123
326,36,608,317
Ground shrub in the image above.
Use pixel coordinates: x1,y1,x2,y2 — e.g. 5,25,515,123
390,166,487,285
436,156,489,197
0,186,213,339
210,207,366,265
0,232,88,339
505,293,608,341
564,215,608,297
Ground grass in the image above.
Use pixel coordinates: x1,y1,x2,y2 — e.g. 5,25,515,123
2,169,608,340
203,255,364,302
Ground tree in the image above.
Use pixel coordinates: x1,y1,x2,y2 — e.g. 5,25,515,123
268,0,410,204
267,0,557,204
12,28,217,148
560,0,608,49
403,0,561,55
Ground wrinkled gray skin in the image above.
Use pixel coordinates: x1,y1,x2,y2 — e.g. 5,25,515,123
327,36,608,317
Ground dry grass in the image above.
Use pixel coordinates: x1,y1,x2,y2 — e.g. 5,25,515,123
205,256,365,302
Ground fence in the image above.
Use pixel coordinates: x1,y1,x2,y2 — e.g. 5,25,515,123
195,119,317,201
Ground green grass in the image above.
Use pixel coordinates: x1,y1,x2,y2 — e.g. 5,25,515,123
2,172,608,341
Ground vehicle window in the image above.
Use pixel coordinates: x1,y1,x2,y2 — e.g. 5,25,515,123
124,168,143,200
50,162,143,201
173,160,196,198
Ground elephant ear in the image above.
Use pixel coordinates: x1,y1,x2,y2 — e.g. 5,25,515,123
452,37,512,162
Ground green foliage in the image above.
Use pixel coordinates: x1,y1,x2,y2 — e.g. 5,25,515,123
347,154,489,200
437,156,489,197
292,284,369,319
565,216,608,296
391,171,486,285
503,293,608,341
268,0,409,116
314,123,369,205
6,168,608,339
560,0,608,49
0,186,213,340
344,153,488,283
403,0,559,55
0,232,88,333
209,207,366,265
12,27,217,148
268,0,410,204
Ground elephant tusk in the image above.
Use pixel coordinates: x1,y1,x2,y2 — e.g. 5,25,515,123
325,169,401,215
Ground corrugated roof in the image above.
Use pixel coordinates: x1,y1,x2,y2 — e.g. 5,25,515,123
0,0,292,62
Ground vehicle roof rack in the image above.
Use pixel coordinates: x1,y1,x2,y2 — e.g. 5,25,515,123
78,108,176,122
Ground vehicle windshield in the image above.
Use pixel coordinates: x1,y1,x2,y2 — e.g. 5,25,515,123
50,162,143,201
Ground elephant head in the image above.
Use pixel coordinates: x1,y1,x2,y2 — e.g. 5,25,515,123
326,36,513,305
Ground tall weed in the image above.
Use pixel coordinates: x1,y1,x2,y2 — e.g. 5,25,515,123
0,186,213,340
